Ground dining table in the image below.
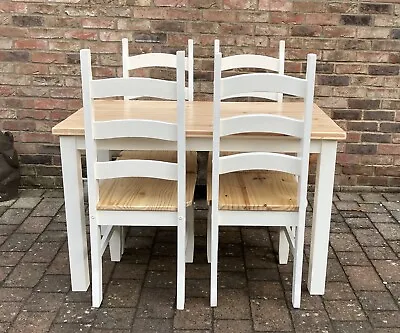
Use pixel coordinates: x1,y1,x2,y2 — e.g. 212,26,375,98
52,100,346,296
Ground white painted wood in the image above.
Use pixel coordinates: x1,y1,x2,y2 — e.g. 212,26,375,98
60,136,90,291
214,39,285,101
122,38,194,101
279,227,289,264
219,152,302,175
80,49,191,309
209,51,317,308
94,119,177,141
221,54,279,71
221,73,307,99
96,160,178,180
186,206,194,263
220,114,304,138
308,140,337,295
91,77,177,100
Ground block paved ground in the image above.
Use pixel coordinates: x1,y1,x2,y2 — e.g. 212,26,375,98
0,189,399,332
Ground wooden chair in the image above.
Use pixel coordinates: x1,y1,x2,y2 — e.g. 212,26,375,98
122,38,194,101
208,52,317,308
214,39,285,102
80,48,195,309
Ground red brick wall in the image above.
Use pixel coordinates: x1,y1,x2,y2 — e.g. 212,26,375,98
0,0,399,188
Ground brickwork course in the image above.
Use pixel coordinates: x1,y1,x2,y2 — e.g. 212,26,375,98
0,0,400,188
0,190,399,332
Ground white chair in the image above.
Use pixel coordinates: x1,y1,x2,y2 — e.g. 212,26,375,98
214,39,285,102
80,48,195,309
122,38,194,101
208,52,317,308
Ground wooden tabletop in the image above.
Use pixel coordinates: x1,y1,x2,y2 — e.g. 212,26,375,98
52,100,346,140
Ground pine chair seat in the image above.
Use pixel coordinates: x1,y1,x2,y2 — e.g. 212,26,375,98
118,150,197,173
207,171,298,211
98,174,197,211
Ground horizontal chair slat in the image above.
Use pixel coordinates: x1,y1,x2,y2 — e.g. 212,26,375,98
91,77,177,100
126,53,190,71
221,114,304,138
96,160,178,180
221,73,307,99
222,54,279,71
219,152,302,176
94,119,177,141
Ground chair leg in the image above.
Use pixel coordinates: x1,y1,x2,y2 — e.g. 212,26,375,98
185,206,194,263
279,226,290,265
292,226,305,308
176,216,186,310
210,211,218,307
109,226,123,262
90,220,103,307
207,207,211,264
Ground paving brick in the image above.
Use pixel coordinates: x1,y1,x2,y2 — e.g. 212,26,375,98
291,310,333,333
24,292,65,312
103,279,141,307
247,268,280,281
375,223,400,240
136,287,176,318
16,217,51,233
323,282,357,300
218,271,247,288
354,228,387,247
214,289,251,319
173,298,212,330
0,251,24,266
49,324,91,333
131,318,173,332
372,260,400,283
364,246,397,260
367,213,396,223
251,298,292,331
335,201,361,211
248,280,285,299
4,262,47,288
0,302,22,322
0,233,38,252
331,321,374,333
357,291,398,311
214,319,253,333
11,197,41,209
336,251,370,266
367,311,400,328
330,233,363,252
361,193,387,202
55,303,98,324
186,279,209,298
22,242,62,263
31,198,64,217
0,209,30,225
7,311,57,333
324,299,367,321
112,262,147,279
344,266,386,291
345,217,374,229
35,275,71,293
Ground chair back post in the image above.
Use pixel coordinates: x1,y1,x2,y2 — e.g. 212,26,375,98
80,49,99,215
176,50,186,221
212,52,222,216
187,39,194,101
277,40,285,103
214,39,220,55
122,38,129,100
297,53,317,219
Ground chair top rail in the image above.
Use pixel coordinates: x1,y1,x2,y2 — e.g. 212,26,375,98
220,72,307,99
125,53,191,71
221,54,280,71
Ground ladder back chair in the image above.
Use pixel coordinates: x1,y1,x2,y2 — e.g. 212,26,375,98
80,49,196,309
208,52,317,308
214,39,285,102
122,38,194,101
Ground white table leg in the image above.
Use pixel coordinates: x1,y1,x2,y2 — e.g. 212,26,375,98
308,140,337,295
60,136,90,291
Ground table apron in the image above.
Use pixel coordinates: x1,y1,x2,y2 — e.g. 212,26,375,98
74,136,324,153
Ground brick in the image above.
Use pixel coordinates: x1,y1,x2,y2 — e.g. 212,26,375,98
224,0,256,10
346,144,377,155
361,133,391,144
317,75,350,86
12,15,43,27
341,15,372,26
344,266,386,291
392,28,400,39
369,65,399,76
360,3,392,14
291,25,322,37
364,111,395,121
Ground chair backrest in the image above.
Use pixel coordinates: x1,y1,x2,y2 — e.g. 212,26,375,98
214,39,285,102
212,52,317,217
80,48,187,216
122,38,194,101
